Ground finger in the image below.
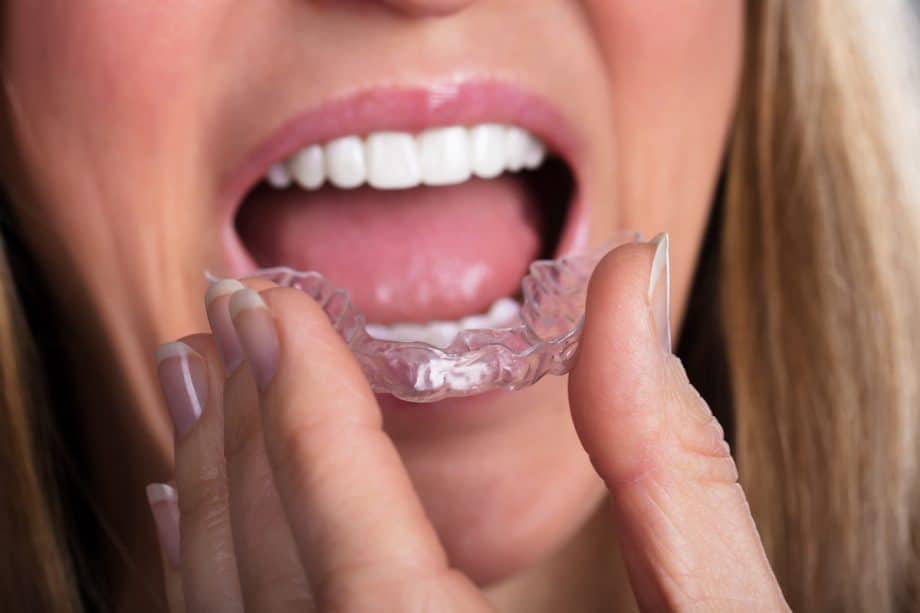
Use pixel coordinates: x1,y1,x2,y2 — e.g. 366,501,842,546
146,483,186,613
156,334,243,612
205,278,276,374
208,280,315,612
227,286,491,612
222,370,316,612
568,235,789,612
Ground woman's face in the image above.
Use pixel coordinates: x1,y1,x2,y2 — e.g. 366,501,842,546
2,0,741,587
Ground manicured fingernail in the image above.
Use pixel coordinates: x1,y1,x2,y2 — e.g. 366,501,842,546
229,289,279,390
647,232,671,354
205,278,247,373
146,483,180,568
155,342,208,438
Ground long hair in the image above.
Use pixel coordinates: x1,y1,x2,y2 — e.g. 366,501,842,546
726,1,920,610
1,1,919,611
0,230,81,611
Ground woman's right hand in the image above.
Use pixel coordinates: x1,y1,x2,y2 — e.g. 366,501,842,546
149,277,492,613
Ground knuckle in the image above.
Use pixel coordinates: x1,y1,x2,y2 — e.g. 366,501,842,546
697,454,740,485
677,413,730,458
672,418,739,486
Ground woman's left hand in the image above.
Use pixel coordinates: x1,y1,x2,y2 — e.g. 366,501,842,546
148,238,789,612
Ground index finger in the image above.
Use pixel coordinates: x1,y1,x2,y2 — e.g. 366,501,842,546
226,286,490,612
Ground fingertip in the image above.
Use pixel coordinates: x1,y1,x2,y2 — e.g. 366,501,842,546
582,241,660,358
171,332,223,368
568,240,674,488
570,241,663,413
258,285,330,327
146,482,181,569
257,286,349,355
205,278,246,307
257,285,376,407
146,482,178,505
240,277,279,292
569,239,736,486
229,288,268,320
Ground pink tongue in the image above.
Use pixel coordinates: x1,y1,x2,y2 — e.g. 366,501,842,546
236,177,541,323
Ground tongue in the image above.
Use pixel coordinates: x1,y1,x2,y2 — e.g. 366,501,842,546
235,177,542,324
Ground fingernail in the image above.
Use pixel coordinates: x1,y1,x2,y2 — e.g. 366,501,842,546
647,232,671,354
229,289,279,390
155,342,208,438
205,278,247,373
146,483,180,568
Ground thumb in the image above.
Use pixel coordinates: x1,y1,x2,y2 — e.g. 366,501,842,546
568,234,788,612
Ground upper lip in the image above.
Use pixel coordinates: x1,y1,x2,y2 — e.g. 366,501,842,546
216,77,585,224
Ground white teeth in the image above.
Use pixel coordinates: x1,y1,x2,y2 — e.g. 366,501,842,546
504,126,529,172
418,126,471,186
324,136,366,188
469,124,507,179
366,132,422,189
266,163,293,189
523,133,547,170
266,124,549,190
365,297,521,349
288,144,324,190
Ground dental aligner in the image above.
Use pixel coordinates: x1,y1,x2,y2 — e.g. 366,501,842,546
248,231,639,402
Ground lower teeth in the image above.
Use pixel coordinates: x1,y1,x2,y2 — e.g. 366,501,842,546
242,231,639,402
364,297,521,349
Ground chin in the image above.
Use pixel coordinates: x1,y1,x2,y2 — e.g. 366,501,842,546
384,375,607,585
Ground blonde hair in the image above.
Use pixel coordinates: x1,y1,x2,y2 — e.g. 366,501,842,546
727,0,920,610
1,0,920,610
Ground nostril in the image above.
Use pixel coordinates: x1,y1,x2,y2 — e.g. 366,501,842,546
378,0,475,18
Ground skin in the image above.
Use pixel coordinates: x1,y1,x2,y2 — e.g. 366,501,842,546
0,1,784,611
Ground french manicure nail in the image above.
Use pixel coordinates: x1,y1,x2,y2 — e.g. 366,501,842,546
229,289,279,390
155,342,208,438
146,483,181,568
205,278,247,373
647,232,672,354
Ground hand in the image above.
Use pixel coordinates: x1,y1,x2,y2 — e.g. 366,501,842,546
147,236,789,612
568,235,788,611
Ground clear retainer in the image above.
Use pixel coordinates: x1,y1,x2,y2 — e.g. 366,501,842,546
247,231,639,402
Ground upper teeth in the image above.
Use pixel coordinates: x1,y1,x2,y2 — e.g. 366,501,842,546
265,123,547,190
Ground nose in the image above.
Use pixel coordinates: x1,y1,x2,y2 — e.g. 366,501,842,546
378,0,475,17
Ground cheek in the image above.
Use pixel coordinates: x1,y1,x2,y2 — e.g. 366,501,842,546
2,0,216,225
2,2,221,279
3,2,202,149
584,1,743,317
585,0,743,222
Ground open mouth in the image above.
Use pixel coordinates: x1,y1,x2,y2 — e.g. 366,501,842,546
218,82,604,399
234,120,577,348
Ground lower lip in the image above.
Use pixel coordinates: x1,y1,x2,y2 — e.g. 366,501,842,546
377,388,535,435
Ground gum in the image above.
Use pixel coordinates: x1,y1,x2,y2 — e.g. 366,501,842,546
247,231,639,402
